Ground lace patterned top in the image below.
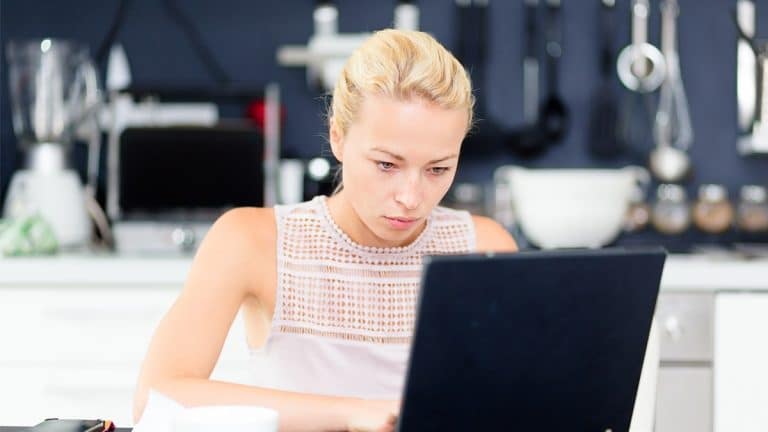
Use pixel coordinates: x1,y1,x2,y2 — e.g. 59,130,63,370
248,195,477,399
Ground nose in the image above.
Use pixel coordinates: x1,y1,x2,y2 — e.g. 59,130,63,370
394,171,423,211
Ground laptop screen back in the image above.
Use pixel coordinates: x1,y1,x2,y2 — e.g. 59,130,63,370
397,247,666,432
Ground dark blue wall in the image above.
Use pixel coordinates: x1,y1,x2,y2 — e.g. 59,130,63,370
2,0,768,250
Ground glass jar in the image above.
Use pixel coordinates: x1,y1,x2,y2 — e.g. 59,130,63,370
624,188,651,233
692,184,734,234
736,185,768,233
652,184,691,235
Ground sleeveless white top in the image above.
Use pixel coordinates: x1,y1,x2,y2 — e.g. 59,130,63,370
248,195,477,399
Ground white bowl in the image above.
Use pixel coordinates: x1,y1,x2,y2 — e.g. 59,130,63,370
495,166,649,249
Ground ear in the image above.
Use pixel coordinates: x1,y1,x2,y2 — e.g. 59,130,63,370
329,118,344,163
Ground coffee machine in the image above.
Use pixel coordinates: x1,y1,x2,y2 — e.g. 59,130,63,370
4,39,100,249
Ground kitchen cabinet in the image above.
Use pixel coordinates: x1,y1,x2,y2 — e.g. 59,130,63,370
654,290,768,432
2,254,768,429
654,292,714,432
0,265,250,427
713,293,768,432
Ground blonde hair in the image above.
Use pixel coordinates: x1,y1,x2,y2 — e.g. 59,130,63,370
329,29,475,139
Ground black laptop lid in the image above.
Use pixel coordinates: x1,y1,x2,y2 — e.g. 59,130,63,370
397,247,667,432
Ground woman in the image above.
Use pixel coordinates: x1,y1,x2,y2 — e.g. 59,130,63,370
133,29,517,432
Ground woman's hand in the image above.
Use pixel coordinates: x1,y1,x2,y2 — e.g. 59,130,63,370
346,399,400,432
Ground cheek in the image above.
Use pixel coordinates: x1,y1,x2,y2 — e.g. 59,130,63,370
432,171,456,196
344,159,377,188
431,181,453,204
342,160,389,204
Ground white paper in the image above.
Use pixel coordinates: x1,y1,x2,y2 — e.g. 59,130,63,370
132,390,186,432
132,390,278,432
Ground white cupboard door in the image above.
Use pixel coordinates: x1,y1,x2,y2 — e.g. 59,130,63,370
714,293,768,432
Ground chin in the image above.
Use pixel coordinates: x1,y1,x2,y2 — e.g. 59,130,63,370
379,225,420,246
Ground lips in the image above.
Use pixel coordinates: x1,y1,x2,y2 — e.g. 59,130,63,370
384,216,421,230
388,216,418,222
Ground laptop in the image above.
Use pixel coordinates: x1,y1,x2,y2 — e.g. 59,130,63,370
397,247,667,432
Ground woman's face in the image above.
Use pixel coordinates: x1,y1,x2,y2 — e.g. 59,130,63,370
330,94,468,247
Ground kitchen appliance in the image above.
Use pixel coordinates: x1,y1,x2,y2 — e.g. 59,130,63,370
494,165,649,249
394,0,419,31
99,41,280,254
277,1,420,93
3,39,100,249
110,124,264,254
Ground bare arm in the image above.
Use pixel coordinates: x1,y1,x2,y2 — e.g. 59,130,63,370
472,215,518,253
133,208,396,432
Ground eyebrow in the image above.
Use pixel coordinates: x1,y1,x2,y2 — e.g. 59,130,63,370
370,147,458,164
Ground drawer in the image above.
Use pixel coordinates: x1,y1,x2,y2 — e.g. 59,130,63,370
0,365,136,426
0,361,251,427
0,287,251,367
655,366,712,432
0,287,179,364
656,292,714,363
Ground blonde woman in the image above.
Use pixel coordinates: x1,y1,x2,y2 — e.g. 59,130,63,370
133,29,517,432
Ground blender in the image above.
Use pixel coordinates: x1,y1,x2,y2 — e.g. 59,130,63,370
4,39,100,249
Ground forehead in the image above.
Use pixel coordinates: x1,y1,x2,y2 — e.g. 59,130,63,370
351,94,467,158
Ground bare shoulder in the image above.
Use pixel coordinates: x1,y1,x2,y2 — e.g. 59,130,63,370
471,215,518,253
207,206,276,247
189,207,276,295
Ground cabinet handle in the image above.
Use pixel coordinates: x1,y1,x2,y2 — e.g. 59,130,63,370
664,315,683,340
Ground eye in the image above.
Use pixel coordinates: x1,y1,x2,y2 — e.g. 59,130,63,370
429,167,451,176
377,161,396,172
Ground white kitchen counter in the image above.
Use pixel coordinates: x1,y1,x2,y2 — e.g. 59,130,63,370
0,253,766,291
661,254,768,291
0,254,192,286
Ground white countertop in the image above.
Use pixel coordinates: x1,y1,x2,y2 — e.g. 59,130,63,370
0,253,766,291
0,254,192,286
659,254,768,291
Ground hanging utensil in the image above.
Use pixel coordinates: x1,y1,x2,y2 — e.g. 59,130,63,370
617,0,666,93
649,0,693,182
616,0,665,159
588,0,623,158
538,0,569,144
509,0,548,158
733,0,768,154
736,0,757,134
748,44,768,154
509,0,569,158
523,0,540,124
456,0,508,157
